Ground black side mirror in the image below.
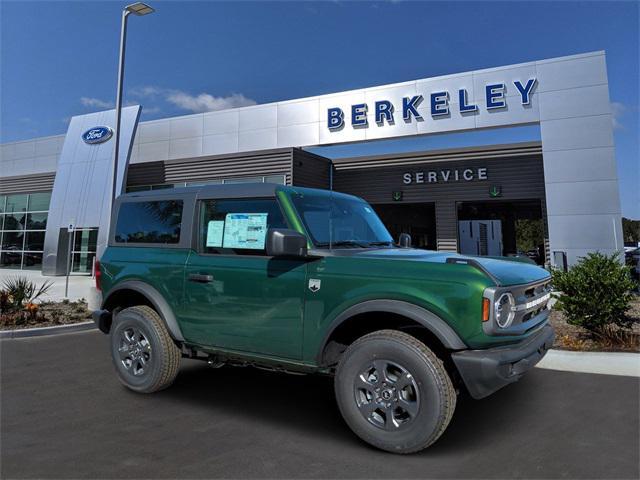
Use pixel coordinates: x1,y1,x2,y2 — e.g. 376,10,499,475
398,233,412,248
266,228,308,257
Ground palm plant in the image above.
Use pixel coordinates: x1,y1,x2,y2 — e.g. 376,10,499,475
1,276,54,312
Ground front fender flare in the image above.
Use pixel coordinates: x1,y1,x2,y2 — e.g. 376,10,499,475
317,299,468,363
103,280,185,342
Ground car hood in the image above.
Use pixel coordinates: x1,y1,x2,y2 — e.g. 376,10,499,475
332,248,550,286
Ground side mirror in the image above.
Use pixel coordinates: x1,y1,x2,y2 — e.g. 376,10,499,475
398,233,412,248
266,228,308,257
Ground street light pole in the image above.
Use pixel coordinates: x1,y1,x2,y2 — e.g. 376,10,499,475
110,3,155,205
111,8,130,204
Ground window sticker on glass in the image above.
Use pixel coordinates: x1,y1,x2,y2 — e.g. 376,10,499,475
206,220,225,247
223,213,268,249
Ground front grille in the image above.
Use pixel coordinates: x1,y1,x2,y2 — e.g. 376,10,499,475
512,280,552,327
483,278,552,336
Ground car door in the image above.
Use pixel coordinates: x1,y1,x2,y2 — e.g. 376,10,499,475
180,196,307,360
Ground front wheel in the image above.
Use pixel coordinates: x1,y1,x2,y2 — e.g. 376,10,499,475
110,305,181,393
334,329,456,454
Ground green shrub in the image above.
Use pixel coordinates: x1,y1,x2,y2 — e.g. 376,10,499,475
552,252,637,333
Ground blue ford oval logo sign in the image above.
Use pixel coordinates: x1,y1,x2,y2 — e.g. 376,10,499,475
82,126,113,144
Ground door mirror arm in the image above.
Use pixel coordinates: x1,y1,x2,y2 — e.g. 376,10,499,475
266,228,310,258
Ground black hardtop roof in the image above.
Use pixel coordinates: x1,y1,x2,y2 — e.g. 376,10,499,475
120,182,283,200
118,183,364,202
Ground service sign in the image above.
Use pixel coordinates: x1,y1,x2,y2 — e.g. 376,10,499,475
82,126,113,144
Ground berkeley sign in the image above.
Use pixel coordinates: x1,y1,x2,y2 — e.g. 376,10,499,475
327,79,537,130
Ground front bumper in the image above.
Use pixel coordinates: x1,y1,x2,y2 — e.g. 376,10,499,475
451,324,555,399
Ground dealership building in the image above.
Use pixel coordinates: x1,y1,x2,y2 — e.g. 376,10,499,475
0,51,624,275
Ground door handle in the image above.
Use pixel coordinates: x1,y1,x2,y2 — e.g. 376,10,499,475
188,273,214,283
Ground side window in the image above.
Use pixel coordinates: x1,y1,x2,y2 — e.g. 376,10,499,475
115,200,183,244
199,198,288,255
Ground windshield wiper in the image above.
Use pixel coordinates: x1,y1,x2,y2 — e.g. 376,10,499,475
368,241,395,247
315,240,370,248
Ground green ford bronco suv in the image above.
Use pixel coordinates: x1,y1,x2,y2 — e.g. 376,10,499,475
92,183,554,453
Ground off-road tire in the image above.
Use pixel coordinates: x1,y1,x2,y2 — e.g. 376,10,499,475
334,329,456,454
110,305,181,393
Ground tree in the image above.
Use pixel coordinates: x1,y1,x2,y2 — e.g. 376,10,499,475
622,217,640,243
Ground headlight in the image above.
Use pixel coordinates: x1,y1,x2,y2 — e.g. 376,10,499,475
494,292,515,328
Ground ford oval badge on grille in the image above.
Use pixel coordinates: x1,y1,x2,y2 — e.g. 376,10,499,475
82,126,113,144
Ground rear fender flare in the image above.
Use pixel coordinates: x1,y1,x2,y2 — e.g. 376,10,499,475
103,280,185,342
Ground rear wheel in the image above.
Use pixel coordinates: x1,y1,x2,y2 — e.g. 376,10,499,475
334,329,456,453
110,305,181,393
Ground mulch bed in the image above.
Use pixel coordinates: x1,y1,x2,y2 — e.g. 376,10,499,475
550,297,640,353
0,300,92,330
3,297,640,353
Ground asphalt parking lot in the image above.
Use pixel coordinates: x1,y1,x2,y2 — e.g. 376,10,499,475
2,330,638,479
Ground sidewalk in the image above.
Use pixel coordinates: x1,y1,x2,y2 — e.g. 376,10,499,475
537,349,640,377
0,269,93,303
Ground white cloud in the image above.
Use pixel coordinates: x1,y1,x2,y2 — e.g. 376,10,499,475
128,85,257,114
129,86,163,98
80,97,114,109
611,101,625,130
165,91,256,113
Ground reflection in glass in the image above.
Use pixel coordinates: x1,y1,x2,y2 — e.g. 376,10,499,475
25,231,45,251
27,192,51,212
2,213,25,230
22,252,43,270
115,201,183,244
72,252,96,273
27,213,48,230
1,231,25,250
0,191,51,270
264,175,286,184
0,251,22,268
73,229,98,251
5,194,28,213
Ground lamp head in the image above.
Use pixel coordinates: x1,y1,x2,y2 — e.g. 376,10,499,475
125,2,154,16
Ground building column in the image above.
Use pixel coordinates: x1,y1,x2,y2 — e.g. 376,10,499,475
537,52,623,267
435,201,458,252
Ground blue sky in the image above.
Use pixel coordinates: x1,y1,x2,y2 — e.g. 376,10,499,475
1,1,638,217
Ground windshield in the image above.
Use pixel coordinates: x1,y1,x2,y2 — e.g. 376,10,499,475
289,190,394,248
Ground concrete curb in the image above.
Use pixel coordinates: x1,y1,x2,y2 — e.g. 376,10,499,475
0,321,96,339
536,349,640,377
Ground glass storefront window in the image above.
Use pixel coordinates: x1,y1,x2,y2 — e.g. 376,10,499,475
5,194,28,213
0,191,50,270
27,192,51,211
73,229,98,252
22,252,43,270
1,231,24,250
2,213,26,231
71,252,96,273
0,251,22,268
222,177,264,184
27,213,47,230
25,231,45,251
264,175,286,184
71,228,98,274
